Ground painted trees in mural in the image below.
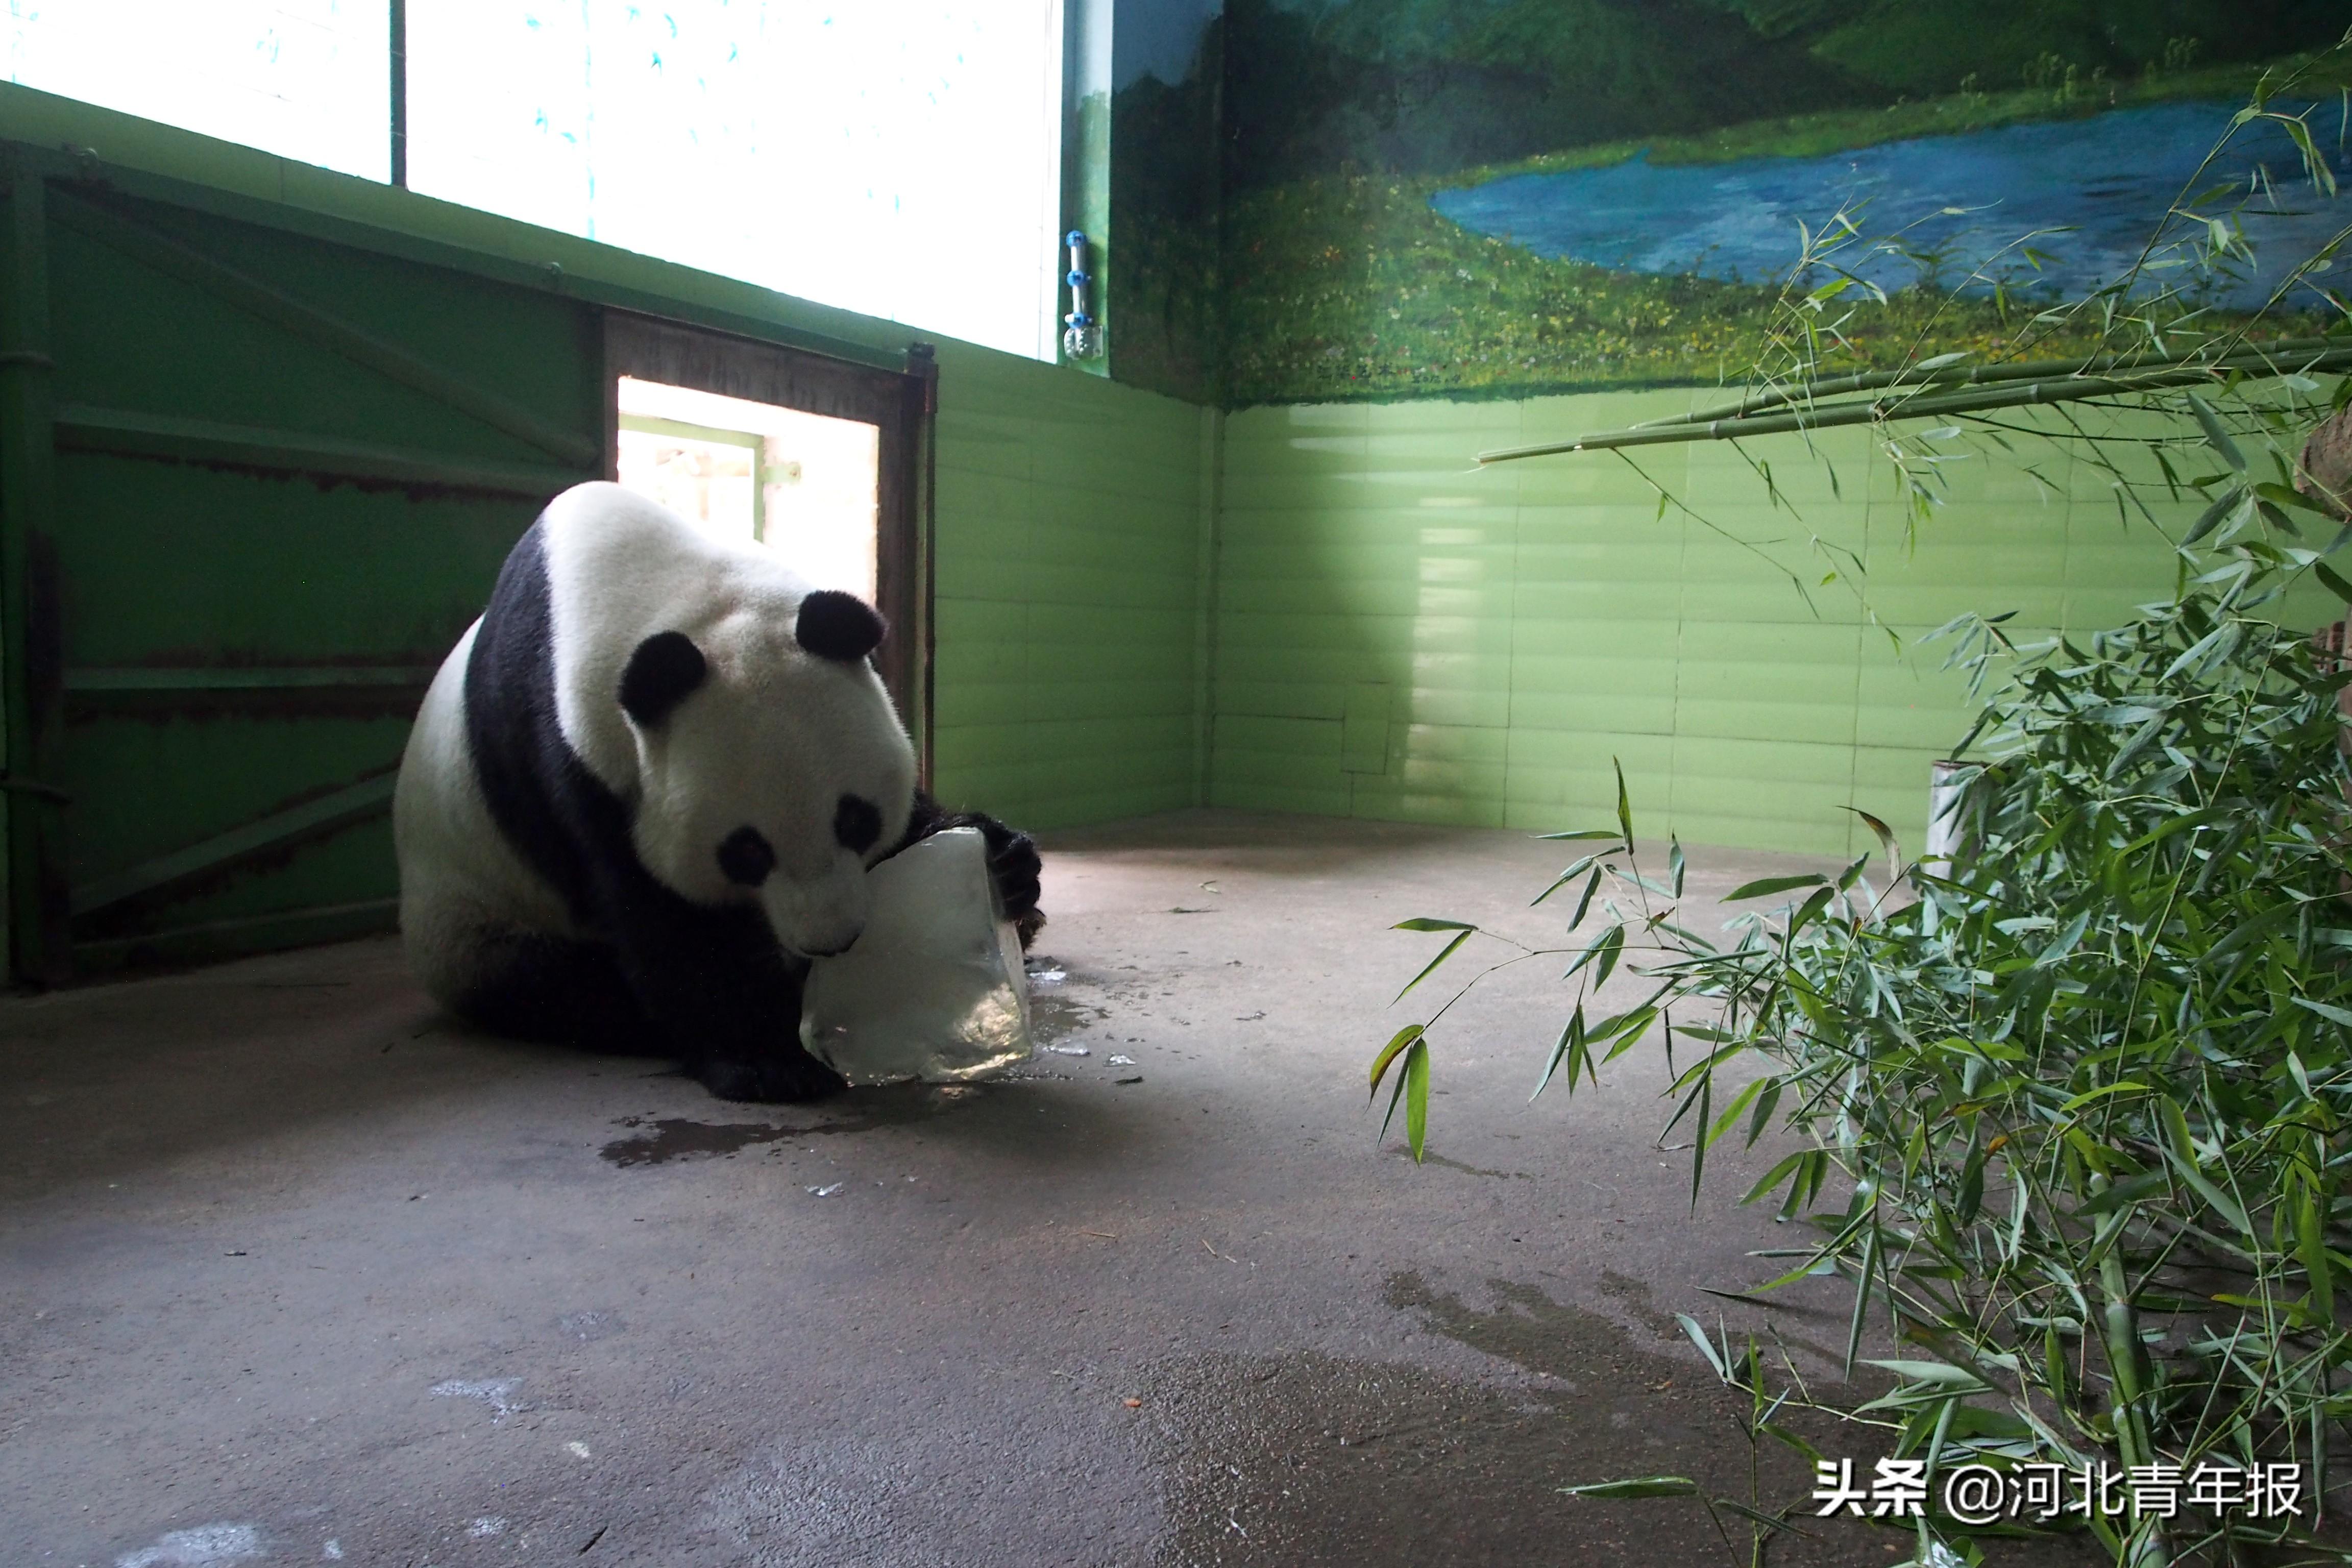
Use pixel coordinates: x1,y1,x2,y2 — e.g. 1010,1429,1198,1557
1112,0,2348,405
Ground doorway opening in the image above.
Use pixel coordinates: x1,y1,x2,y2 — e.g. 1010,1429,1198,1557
602,312,934,776
614,377,882,604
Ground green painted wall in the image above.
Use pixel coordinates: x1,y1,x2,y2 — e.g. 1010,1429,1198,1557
1208,389,2335,857
932,380,1211,830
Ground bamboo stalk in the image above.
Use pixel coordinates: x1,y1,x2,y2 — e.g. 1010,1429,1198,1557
1479,348,2352,463
1639,335,2352,431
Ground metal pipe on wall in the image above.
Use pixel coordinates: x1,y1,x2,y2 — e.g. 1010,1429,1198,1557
389,0,407,188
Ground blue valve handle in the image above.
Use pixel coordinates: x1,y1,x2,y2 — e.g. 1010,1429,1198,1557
1061,232,1098,356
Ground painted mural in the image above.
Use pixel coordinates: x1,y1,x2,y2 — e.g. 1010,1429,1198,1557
1106,0,2351,407
1108,0,1227,402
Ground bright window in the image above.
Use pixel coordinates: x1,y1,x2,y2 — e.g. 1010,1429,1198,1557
5,2,1066,361
407,2,1066,360
3,1,390,180
615,376,880,604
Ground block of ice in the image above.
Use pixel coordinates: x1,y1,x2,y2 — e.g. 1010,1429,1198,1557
799,827,1033,1085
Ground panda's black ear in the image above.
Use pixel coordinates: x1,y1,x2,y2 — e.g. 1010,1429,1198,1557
795,590,887,663
618,631,707,727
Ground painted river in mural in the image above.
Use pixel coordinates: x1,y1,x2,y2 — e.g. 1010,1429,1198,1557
1432,101,2345,309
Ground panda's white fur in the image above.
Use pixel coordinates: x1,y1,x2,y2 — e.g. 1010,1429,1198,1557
394,481,939,1102
396,617,575,1003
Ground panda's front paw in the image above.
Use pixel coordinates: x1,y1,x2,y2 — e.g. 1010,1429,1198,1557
695,1048,847,1104
979,823,1044,942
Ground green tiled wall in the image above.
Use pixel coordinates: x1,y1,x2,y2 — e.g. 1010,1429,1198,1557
1209,390,2333,857
928,369,1211,829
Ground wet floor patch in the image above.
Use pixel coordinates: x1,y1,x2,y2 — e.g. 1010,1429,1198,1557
597,1082,980,1165
1031,991,1110,1042
599,1117,850,1166
1144,1274,2100,1568
1026,958,1112,1044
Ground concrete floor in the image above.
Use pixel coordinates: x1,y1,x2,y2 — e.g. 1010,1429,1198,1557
5,810,2000,1567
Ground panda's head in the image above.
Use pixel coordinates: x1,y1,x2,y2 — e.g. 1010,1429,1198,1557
614,589,915,959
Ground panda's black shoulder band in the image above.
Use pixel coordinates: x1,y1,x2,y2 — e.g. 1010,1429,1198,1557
619,630,707,726
796,591,887,663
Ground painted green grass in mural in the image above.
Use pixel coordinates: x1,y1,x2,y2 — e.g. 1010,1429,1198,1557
1221,174,2121,407
1481,56,2333,178
1219,55,2352,407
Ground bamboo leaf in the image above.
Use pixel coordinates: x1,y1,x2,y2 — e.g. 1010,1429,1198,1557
2033,911,2090,968
1561,1478,1698,1499
1739,1147,1814,1208
1368,1023,1423,1095
1675,1313,1729,1379
1565,866,1605,931
2294,996,2352,1027
2160,1099,2251,1235
1531,854,1604,906
1707,1075,1771,1147
2183,484,2244,545
1403,1038,1430,1163
1562,923,1627,990
1596,1005,1660,1063
1393,929,1474,1003
2298,1181,2335,1326
1531,1006,1587,1101
1689,1069,1711,1213
2188,393,2247,472
1724,873,1829,901
1845,1217,1879,1379
1744,1076,1783,1147
1859,1360,1990,1387
1843,807,1901,878
2056,1081,2147,1113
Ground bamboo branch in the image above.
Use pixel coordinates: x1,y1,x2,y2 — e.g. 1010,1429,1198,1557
1479,348,2352,463
1637,335,2352,431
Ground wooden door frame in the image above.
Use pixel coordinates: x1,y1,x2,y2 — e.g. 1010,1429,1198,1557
600,312,937,787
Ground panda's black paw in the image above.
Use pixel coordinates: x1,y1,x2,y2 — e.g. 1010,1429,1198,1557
695,1049,847,1104
902,793,1045,948
975,820,1044,941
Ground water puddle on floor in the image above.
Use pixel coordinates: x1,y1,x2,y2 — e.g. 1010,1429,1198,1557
1143,1273,2099,1568
1025,955,1112,1046
597,1084,971,1166
1031,991,1109,1042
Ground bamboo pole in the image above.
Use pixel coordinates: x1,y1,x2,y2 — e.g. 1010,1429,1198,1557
1478,347,2352,464
1636,335,2352,431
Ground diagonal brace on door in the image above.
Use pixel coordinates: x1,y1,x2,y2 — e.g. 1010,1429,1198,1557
50,191,600,471
70,769,400,919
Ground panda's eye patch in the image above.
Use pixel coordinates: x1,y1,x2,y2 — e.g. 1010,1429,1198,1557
834,794,883,854
716,826,776,887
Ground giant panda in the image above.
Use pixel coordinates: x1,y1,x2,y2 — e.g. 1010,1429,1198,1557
394,481,1042,1102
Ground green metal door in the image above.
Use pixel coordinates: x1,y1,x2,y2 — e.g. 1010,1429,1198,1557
0,144,602,982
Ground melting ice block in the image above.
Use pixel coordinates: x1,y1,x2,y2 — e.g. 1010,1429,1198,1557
799,826,1033,1085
